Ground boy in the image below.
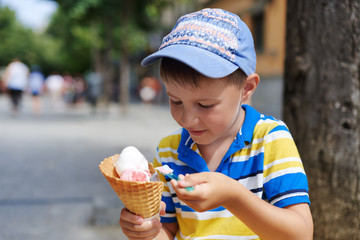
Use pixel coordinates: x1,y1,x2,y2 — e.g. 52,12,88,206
119,8,313,240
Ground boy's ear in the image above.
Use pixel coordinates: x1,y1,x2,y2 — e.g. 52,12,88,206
242,73,260,103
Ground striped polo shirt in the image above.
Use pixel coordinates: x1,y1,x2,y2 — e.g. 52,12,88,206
153,104,310,240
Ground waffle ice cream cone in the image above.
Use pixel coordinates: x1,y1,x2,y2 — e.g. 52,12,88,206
99,154,164,218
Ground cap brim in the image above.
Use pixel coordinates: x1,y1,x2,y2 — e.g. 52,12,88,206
141,45,239,79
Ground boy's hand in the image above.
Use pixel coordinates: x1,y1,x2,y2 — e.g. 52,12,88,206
171,172,235,212
119,202,166,240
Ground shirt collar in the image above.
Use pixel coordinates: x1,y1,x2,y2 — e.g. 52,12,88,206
178,129,209,172
240,104,261,144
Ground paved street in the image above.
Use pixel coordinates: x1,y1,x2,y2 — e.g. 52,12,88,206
0,94,178,240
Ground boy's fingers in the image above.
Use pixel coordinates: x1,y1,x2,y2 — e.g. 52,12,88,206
120,207,143,224
121,219,161,240
178,174,186,180
178,173,207,187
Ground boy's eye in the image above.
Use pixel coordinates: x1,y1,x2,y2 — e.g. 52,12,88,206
170,99,182,106
199,103,213,109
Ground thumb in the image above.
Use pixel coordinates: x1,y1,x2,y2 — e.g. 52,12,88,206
159,201,166,216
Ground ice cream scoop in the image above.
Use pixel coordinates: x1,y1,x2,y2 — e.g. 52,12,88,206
114,146,151,182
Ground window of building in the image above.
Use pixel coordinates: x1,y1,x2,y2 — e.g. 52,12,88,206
253,11,264,53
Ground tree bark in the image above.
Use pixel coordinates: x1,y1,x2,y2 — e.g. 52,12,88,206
91,20,115,110
119,55,130,115
284,1,360,239
118,3,134,116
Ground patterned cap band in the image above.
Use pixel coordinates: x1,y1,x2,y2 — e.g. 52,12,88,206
142,8,256,78
160,9,240,64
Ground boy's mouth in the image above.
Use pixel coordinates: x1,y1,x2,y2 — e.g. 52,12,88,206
188,129,206,136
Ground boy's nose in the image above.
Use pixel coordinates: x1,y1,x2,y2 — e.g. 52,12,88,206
181,110,199,127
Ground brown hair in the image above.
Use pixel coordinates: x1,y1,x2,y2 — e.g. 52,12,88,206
160,58,247,88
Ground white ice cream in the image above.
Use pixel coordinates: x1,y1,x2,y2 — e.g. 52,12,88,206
114,146,150,181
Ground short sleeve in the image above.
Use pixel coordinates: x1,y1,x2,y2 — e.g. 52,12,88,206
262,123,310,207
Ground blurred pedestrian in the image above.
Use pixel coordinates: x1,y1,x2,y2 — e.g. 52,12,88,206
84,71,102,114
45,72,65,112
2,59,29,115
62,72,75,105
139,77,162,103
28,65,45,116
73,73,85,105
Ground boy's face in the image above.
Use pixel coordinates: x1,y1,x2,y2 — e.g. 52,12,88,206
164,77,244,147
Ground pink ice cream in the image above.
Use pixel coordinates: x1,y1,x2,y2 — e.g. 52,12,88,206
119,169,151,182
114,146,151,182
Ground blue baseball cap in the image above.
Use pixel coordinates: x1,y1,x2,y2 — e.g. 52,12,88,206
141,8,256,78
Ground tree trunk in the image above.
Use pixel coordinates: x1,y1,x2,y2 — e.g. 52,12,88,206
90,21,115,111
119,55,130,115
284,1,360,239
118,3,134,116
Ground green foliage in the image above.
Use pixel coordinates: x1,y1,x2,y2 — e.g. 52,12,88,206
0,7,36,66
46,0,173,71
0,0,180,76
45,7,92,74
0,5,15,29
0,5,62,75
